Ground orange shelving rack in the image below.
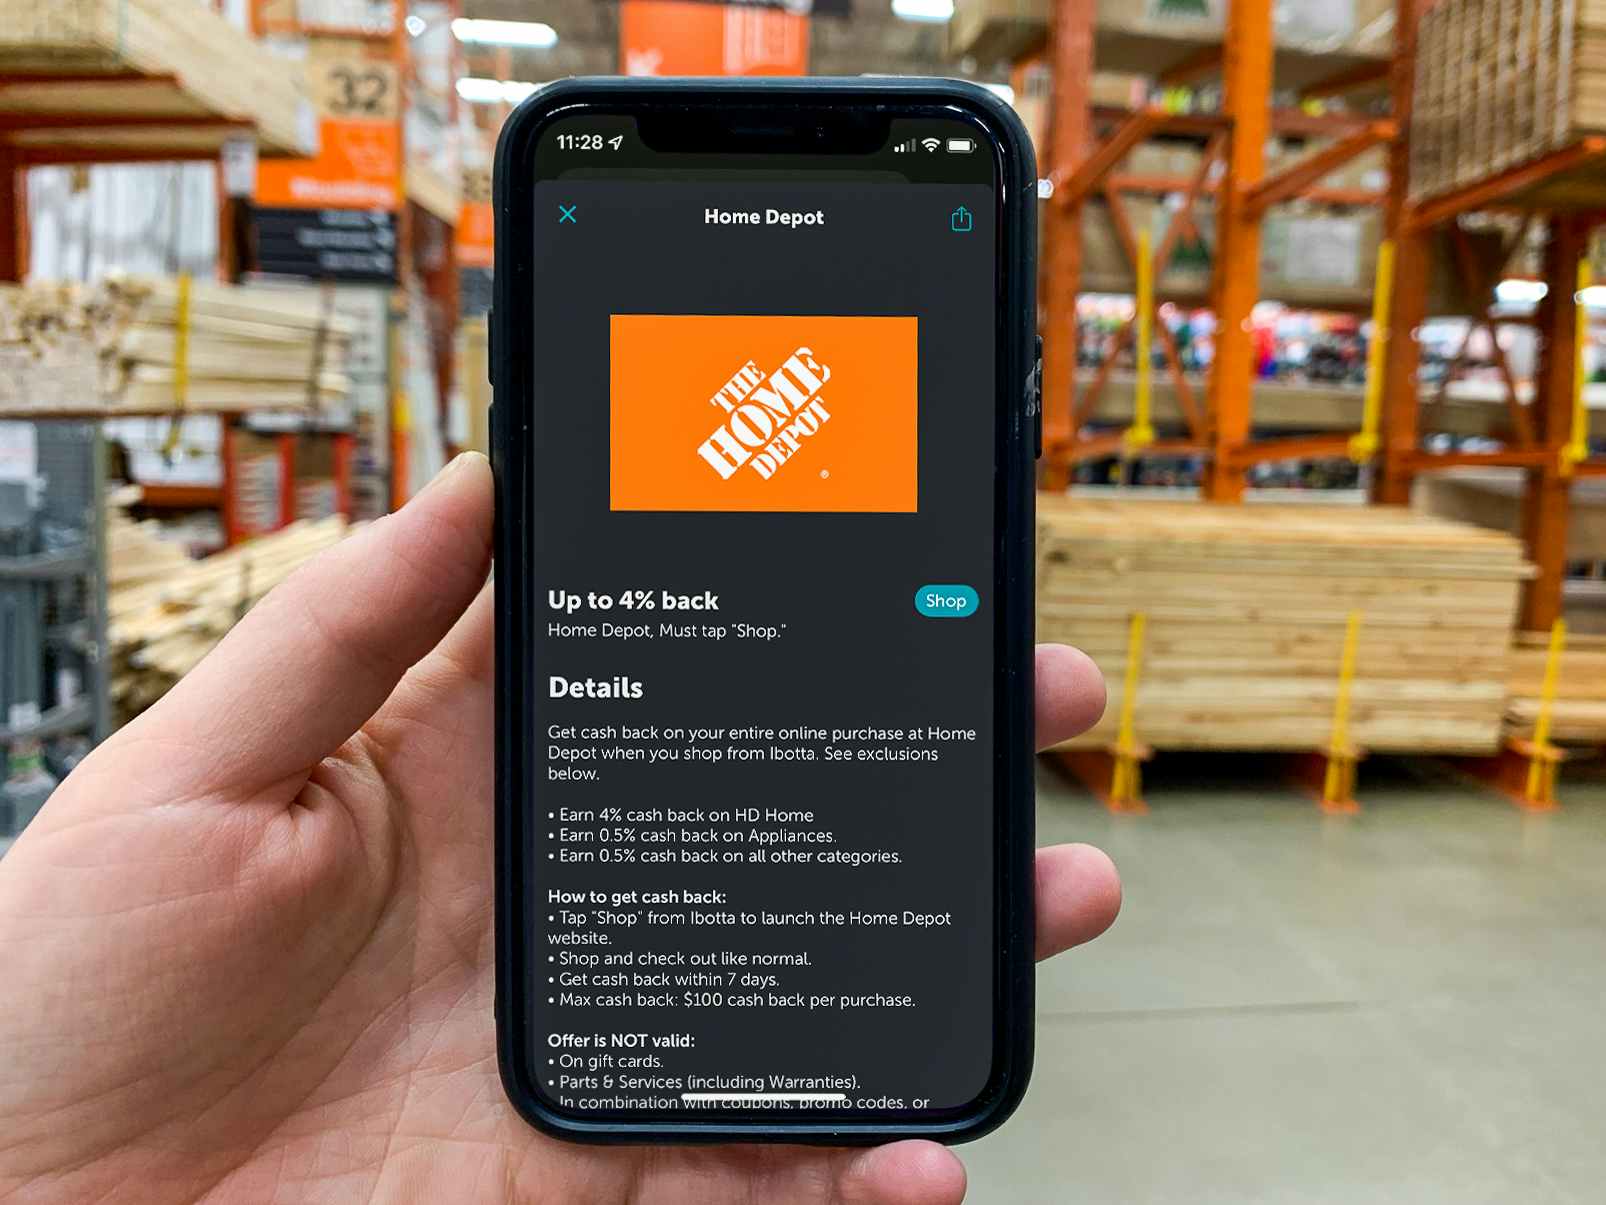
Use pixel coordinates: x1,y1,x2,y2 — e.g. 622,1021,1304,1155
1038,0,1396,496
1037,0,1606,630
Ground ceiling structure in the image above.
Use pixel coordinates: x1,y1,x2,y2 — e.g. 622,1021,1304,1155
456,0,1009,86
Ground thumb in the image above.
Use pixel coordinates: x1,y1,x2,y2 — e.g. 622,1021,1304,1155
112,452,493,804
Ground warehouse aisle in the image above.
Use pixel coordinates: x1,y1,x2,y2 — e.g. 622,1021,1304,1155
965,758,1606,1204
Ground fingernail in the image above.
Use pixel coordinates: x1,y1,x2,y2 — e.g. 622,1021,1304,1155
417,451,482,499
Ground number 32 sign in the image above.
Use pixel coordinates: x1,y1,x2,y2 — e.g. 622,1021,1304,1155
256,37,402,212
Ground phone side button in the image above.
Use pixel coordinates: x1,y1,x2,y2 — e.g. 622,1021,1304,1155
1031,335,1043,460
487,308,496,386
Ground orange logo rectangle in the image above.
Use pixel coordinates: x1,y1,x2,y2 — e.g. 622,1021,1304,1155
609,314,918,513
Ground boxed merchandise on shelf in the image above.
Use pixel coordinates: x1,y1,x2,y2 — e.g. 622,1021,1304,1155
1121,139,1390,194
254,0,396,35
1077,194,1507,314
1091,0,1394,60
1036,499,1531,754
952,0,1392,72
950,0,1049,63
1079,196,1384,308
1011,62,1148,155
288,432,346,522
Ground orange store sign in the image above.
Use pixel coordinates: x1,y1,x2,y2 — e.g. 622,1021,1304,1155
257,119,401,210
619,0,808,76
457,166,494,269
256,39,402,211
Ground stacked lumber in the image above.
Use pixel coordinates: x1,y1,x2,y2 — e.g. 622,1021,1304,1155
407,159,461,227
105,486,191,591
0,277,354,418
1411,0,1606,200
108,512,351,725
1505,632,1606,743
0,0,313,158
1036,499,1530,753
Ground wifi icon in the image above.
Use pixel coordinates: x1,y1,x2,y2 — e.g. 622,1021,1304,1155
921,137,942,152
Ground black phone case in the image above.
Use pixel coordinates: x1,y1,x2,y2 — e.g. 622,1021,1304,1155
491,76,1039,1145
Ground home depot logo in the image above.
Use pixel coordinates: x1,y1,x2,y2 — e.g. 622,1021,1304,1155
697,348,832,482
609,314,916,513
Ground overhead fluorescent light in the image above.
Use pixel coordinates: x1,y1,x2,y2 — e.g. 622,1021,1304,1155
450,18,559,48
456,77,543,105
1495,279,1548,306
891,0,955,22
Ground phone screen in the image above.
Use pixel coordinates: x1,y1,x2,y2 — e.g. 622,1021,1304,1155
521,107,1006,1127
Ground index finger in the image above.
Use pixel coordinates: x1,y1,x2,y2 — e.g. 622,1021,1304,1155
1033,643,1120,957
1036,643,1106,749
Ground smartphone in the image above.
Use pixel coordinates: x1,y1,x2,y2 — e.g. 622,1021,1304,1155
492,77,1039,1145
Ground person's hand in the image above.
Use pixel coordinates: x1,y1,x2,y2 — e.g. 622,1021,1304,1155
0,453,1119,1205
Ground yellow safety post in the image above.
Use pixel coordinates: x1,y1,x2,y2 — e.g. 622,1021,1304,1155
1562,259,1591,476
1109,611,1150,811
1123,228,1156,455
161,272,192,461
1349,240,1395,462
1522,618,1568,808
1320,610,1364,812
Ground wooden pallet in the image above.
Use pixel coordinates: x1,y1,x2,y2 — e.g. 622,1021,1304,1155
0,0,314,160
1036,498,1530,754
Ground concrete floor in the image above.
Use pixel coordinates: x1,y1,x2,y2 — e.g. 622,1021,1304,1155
965,755,1606,1205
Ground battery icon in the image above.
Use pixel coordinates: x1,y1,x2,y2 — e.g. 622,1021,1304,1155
947,137,975,154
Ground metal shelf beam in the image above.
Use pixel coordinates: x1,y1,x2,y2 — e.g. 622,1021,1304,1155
1200,0,1273,502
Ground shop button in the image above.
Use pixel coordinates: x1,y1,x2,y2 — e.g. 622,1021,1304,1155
915,585,979,618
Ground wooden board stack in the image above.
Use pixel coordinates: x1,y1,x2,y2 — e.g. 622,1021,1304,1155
0,0,313,158
108,505,351,725
1036,499,1530,754
105,486,191,592
0,277,355,418
1506,632,1606,743
1411,0,1606,201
